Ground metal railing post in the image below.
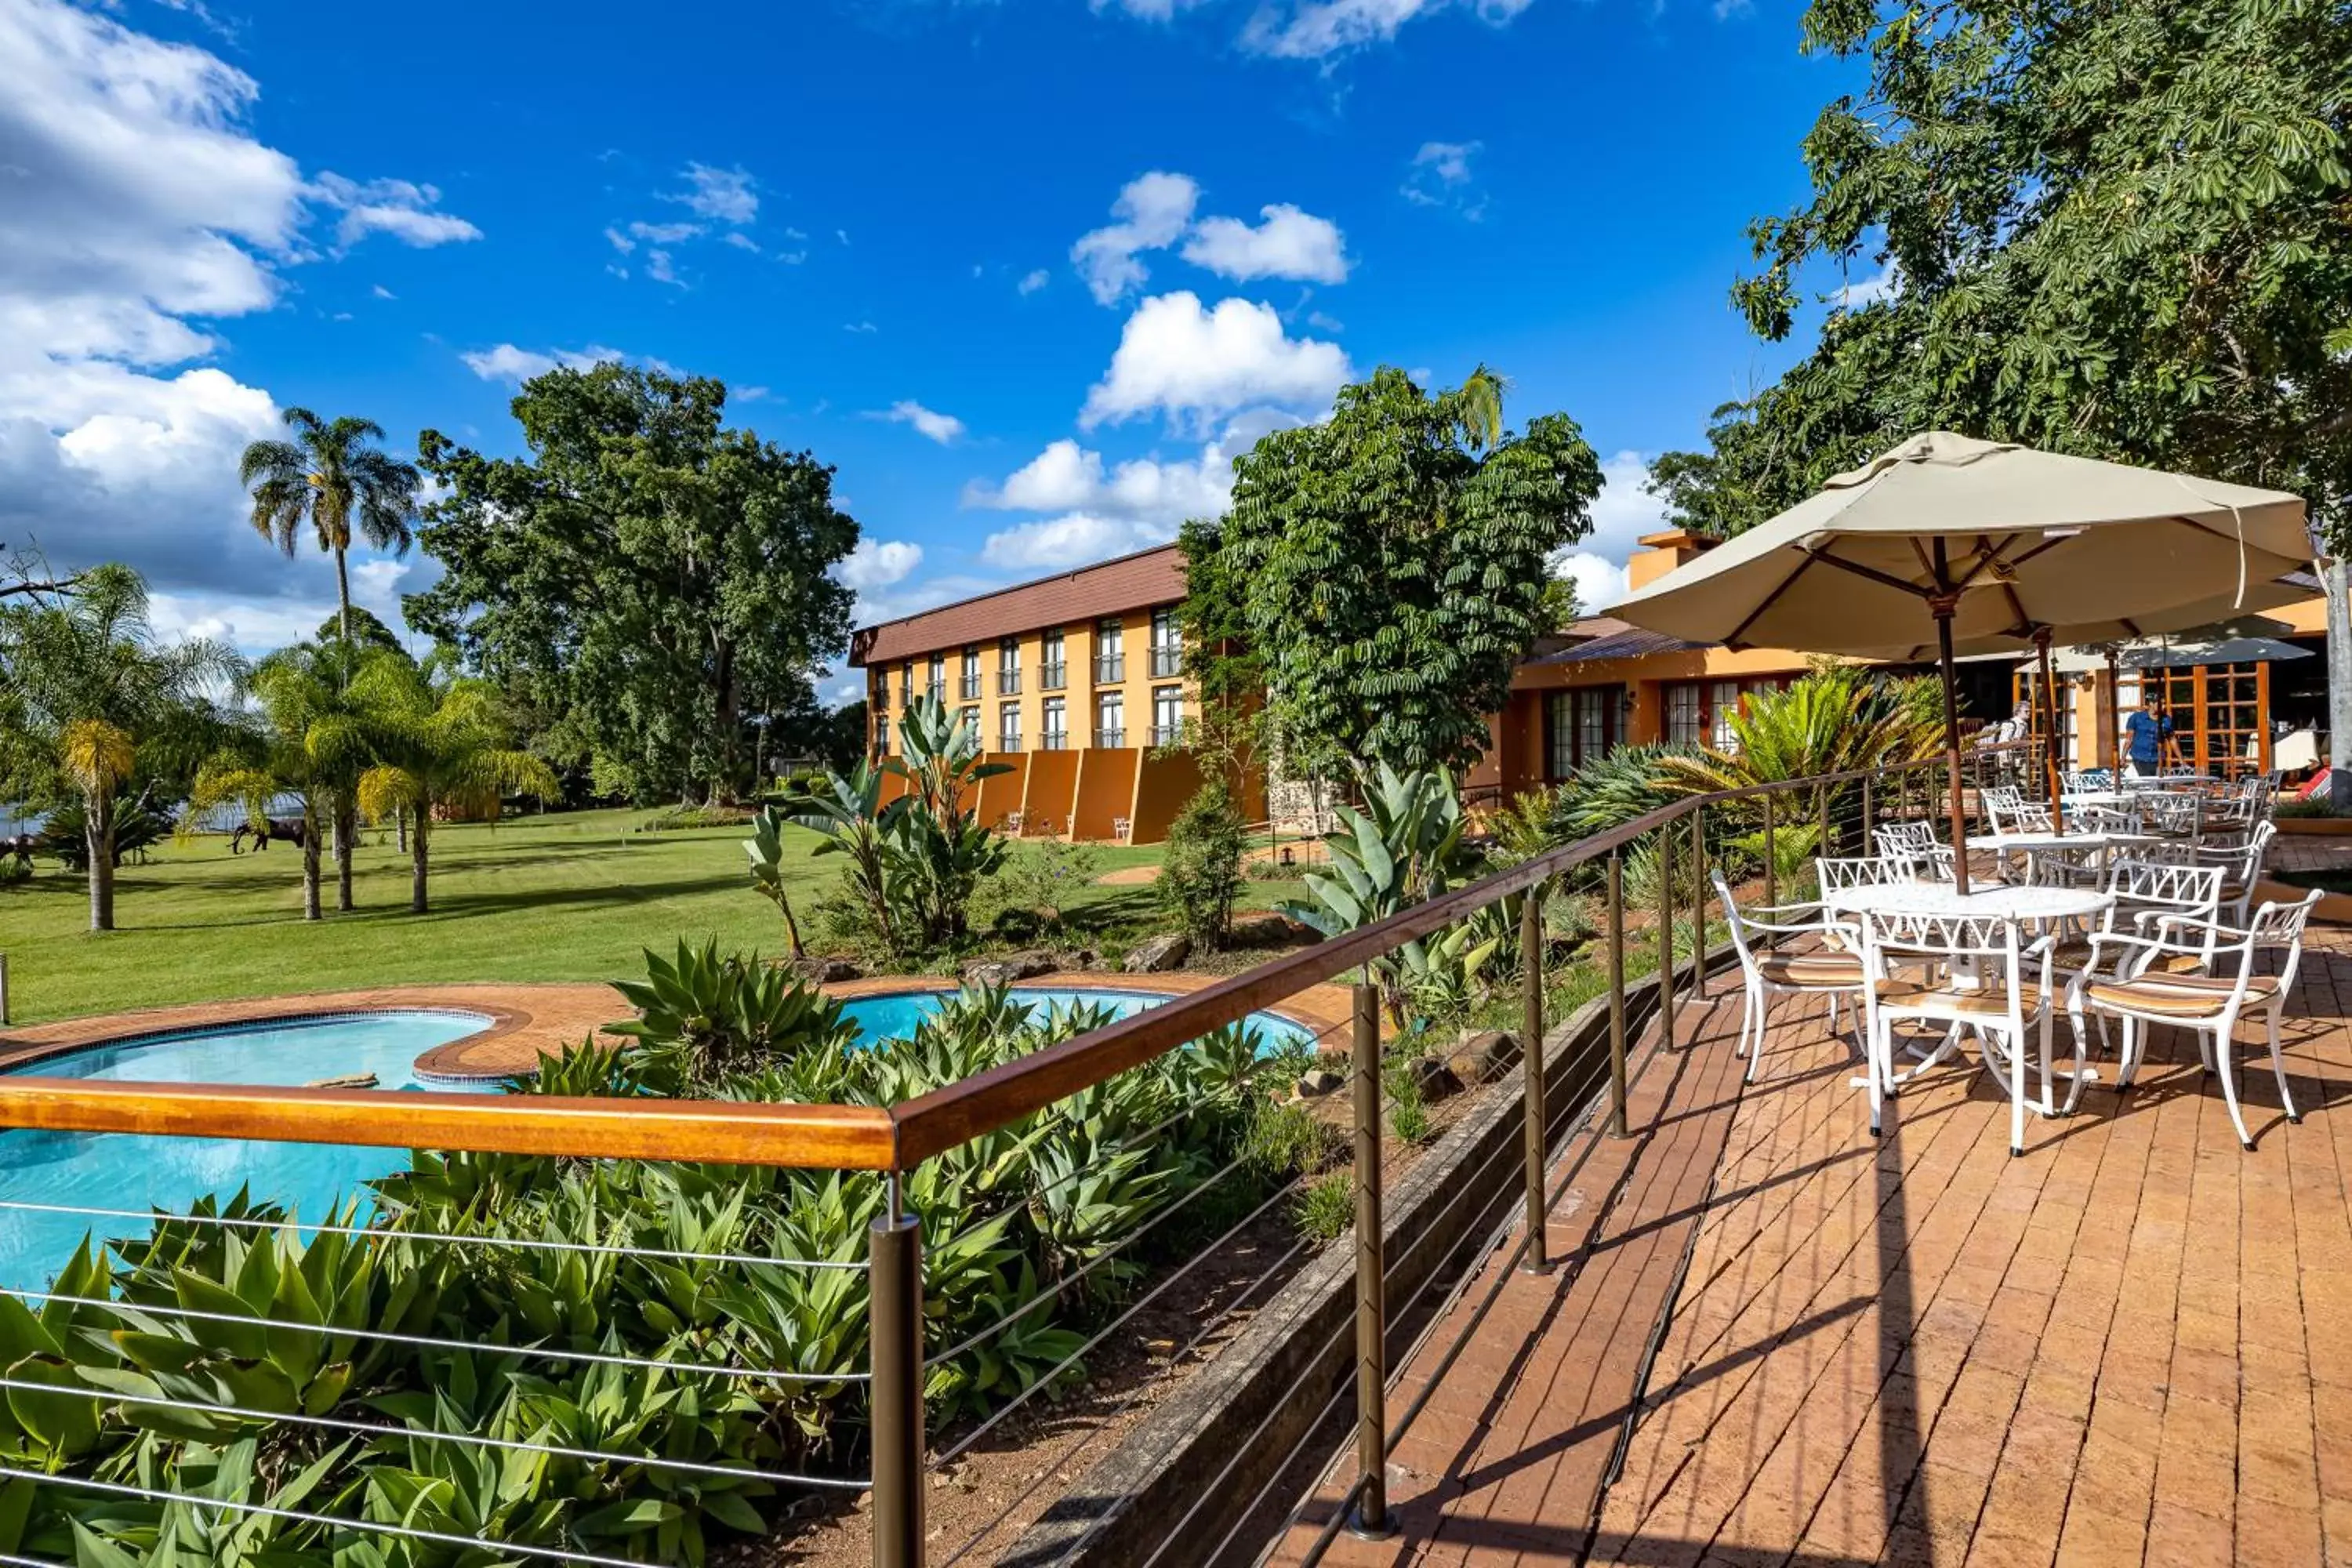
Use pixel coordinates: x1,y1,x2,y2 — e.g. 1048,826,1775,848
1519,886,1552,1275
1,953,9,1028
869,1198,925,1568
1655,829,1676,1052
1690,805,1709,1000
1349,981,1392,1537
1862,777,1875,850
1606,851,1628,1138
1762,792,1777,918
1818,785,1831,861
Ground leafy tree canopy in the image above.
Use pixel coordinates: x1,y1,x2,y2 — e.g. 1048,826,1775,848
406,364,859,804
1650,0,2352,541
1188,367,1603,775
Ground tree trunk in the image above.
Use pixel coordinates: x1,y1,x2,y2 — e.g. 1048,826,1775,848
410,810,430,915
334,546,354,649
85,790,114,932
2327,555,2352,812
396,806,408,854
302,802,322,922
335,800,356,911
713,634,739,804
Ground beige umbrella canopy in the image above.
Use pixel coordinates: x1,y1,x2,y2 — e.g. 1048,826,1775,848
1608,432,2314,891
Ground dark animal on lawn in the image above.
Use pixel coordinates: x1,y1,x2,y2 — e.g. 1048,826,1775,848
1,833,34,869
231,816,311,855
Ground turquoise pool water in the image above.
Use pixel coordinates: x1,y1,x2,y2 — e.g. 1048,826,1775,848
0,1011,492,1293
837,986,1316,1054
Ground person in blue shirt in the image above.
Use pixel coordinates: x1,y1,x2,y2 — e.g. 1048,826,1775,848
2122,699,2175,777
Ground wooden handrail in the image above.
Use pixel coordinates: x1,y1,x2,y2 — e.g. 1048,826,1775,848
0,1078,899,1171
0,744,2032,1174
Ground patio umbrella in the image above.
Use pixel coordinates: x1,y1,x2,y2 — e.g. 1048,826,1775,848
1607,431,2312,892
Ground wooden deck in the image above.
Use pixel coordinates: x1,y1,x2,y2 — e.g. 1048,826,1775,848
1275,930,2352,1566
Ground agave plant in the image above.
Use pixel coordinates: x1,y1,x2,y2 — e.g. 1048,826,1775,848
608,939,860,1092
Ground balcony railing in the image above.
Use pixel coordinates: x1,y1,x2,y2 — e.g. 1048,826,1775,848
1040,662,1067,691
0,742,2039,1568
997,671,1021,696
1094,726,1126,748
1094,655,1125,684
996,736,1022,753
959,676,981,700
1149,646,1181,678
1148,724,1181,746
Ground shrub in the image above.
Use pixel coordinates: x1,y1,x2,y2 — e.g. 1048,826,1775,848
638,802,754,832
1383,1054,1433,1144
1293,1171,1355,1243
979,838,1103,936
1157,781,1249,949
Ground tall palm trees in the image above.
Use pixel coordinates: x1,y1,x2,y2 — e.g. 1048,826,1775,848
354,654,558,914
238,409,421,645
0,565,238,930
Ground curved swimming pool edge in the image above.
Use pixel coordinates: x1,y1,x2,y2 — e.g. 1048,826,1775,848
1,1007,500,1082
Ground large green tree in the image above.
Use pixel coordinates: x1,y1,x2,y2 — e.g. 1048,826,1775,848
406,364,859,804
1185,367,1602,775
0,565,238,930
1651,0,2352,787
239,409,422,645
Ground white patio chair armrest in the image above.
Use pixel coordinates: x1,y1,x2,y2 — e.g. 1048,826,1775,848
2148,911,2252,942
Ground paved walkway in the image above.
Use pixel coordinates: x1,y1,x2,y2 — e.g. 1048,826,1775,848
1274,931,2352,1566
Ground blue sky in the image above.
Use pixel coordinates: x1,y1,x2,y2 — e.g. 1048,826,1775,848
3,0,1882,701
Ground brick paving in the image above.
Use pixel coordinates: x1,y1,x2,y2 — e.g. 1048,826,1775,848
1272,929,2352,1566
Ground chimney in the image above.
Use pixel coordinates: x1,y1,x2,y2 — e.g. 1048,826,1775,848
1627,528,1718,590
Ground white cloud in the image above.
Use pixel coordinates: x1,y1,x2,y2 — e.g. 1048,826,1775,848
308,173,481,249
1307,309,1345,332
0,0,463,644
837,539,924,592
1080,292,1350,431
1544,449,1669,613
627,219,702,244
1072,172,1200,305
722,231,761,253
603,225,634,256
1240,0,1532,59
645,249,683,287
459,343,671,383
664,162,757,224
982,513,1174,572
1018,268,1051,296
371,283,395,299
876,400,967,445
1402,140,1485,214
1835,263,1900,308
1553,551,1628,613
844,320,878,334
1712,0,1754,16
1181,204,1350,285
784,226,808,241
964,436,1234,523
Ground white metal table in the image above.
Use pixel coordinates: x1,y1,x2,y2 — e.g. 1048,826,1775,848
1965,830,2164,884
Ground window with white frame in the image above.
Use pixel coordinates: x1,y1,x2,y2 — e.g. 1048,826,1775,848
998,702,1022,752
1151,685,1183,745
1149,607,1182,677
1095,690,1125,746
1042,696,1068,750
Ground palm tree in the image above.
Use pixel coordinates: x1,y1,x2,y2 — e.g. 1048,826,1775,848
0,565,238,930
238,409,421,646
185,648,343,921
354,653,558,913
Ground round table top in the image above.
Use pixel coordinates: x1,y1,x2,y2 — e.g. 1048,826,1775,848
1966,829,2161,851
1822,882,2111,923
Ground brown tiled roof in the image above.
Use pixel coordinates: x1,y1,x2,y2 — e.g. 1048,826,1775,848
851,543,1186,667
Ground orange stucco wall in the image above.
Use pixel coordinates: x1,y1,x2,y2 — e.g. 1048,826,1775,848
1130,750,1208,843
1019,749,1080,836
1071,747,1141,840
976,753,1028,829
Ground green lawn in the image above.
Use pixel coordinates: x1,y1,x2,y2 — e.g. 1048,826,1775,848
0,808,1216,1025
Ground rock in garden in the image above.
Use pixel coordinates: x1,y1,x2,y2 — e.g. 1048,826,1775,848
1122,933,1192,972
1410,1055,1463,1102
304,1072,379,1091
964,949,1057,987
1446,1029,1519,1083
1297,1069,1345,1097
789,956,862,984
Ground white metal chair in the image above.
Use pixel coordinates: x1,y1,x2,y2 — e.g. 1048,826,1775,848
1856,906,2089,1154
1987,797,2056,836
2199,819,2275,924
2073,803,2143,834
1874,822,1955,883
2066,890,2324,1149
1711,868,1866,1084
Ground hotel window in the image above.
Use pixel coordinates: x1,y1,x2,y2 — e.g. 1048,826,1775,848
1094,619,1125,684
1095,690,1126,748
1042,696,1069,750
1149,608,1183,677
1544,687,1622,780
1664,684,1704,747
1708,681,1742,750
960,646,981,701
899,661,915,709
957,705,979,738
997,637,1022,695
1151,685,1183,746
926,654,946,706
1040,629,1067,690
998,702,1022,753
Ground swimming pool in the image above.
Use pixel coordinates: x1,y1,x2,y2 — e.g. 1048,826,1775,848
0,1011,492,1293
837,986,1316,1054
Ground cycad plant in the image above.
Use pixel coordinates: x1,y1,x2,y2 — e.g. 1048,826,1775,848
353,652,559,913
0,564,238,929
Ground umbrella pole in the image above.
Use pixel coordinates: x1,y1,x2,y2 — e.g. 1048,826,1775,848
2107,649,2123,786
1933,592,1973,897
2035,629,2064,836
